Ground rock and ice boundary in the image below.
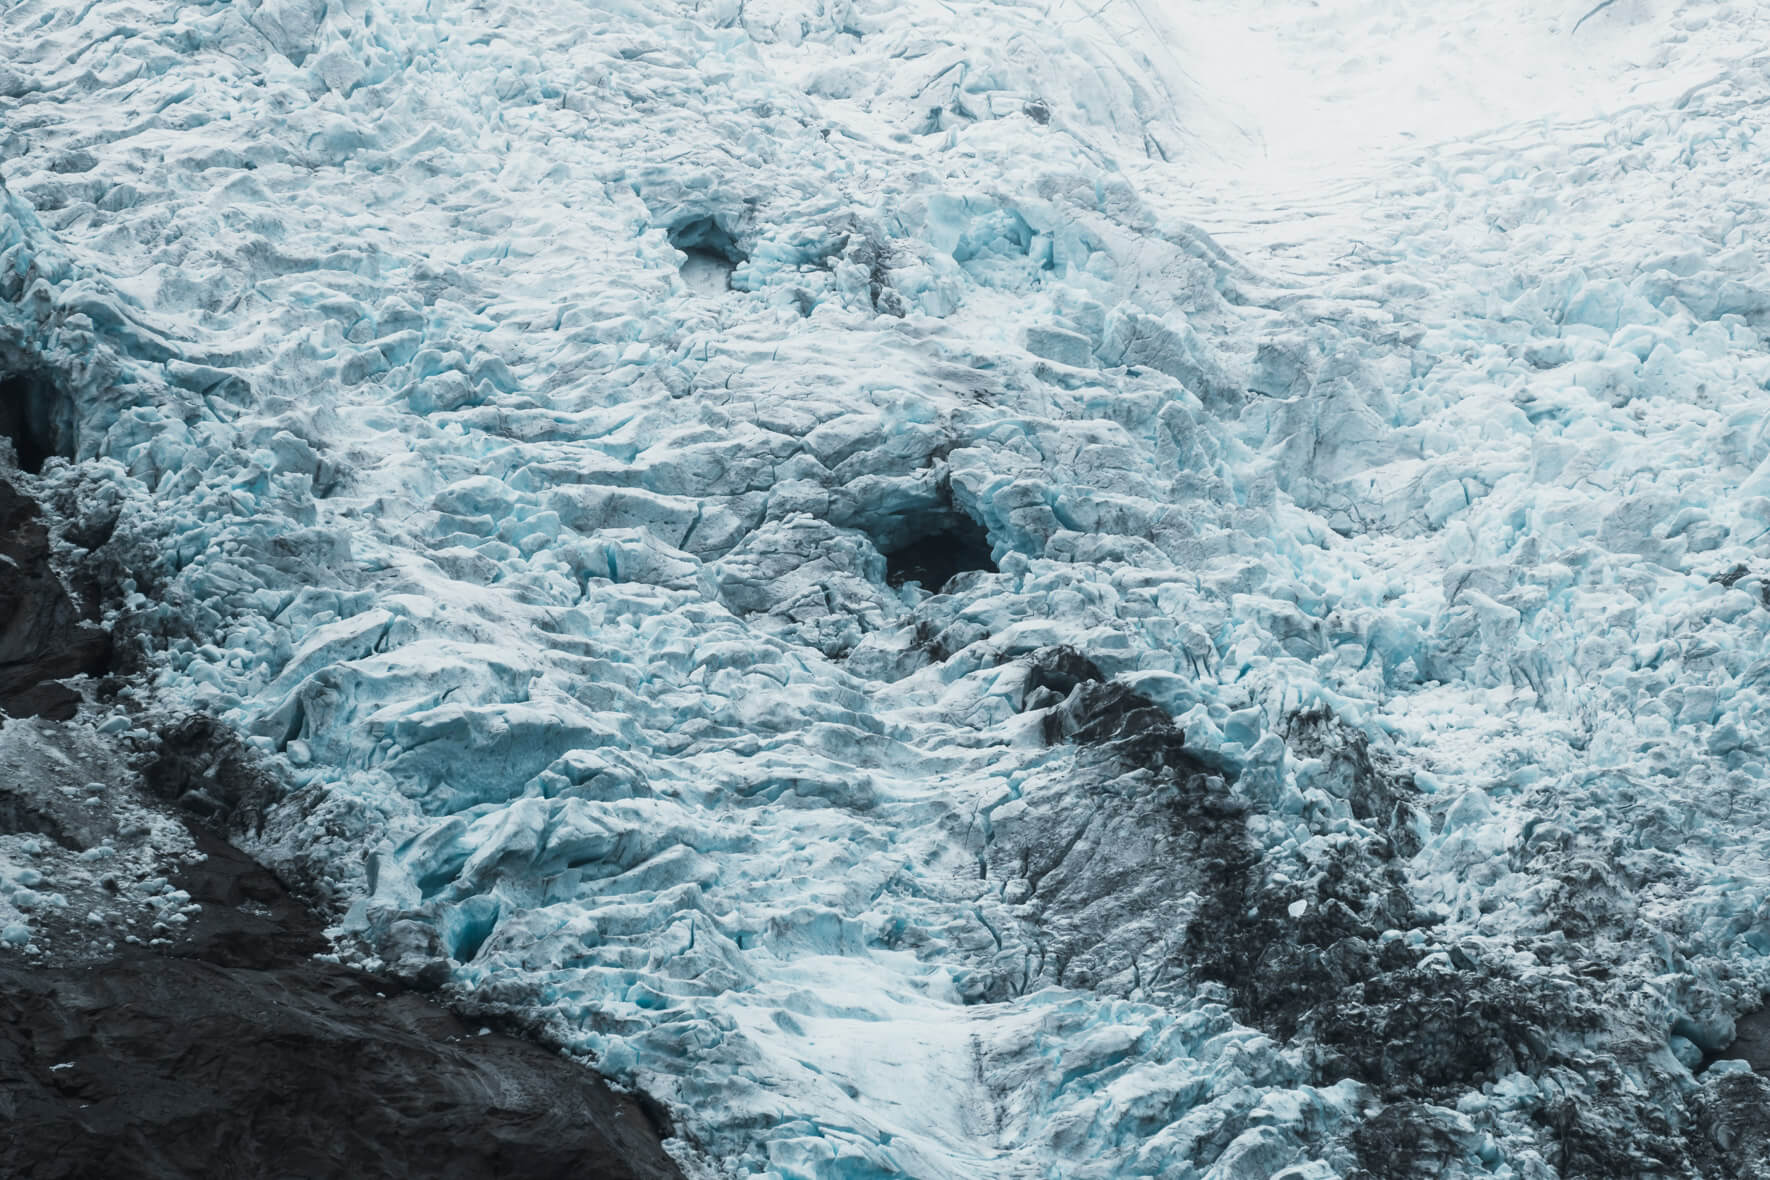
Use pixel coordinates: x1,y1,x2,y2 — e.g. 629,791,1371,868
4,0,1770,1176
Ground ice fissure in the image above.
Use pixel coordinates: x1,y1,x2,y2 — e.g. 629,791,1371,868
5,0,1770,1176
0,369,71,475
879,502,995,594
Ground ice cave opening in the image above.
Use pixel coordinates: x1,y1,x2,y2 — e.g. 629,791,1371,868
0,370,73,475
668,215,745,294
881,506,996,594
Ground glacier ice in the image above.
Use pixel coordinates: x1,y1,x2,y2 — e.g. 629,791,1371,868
4,0,1770,1175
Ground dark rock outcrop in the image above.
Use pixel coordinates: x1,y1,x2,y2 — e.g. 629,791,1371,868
0,476,109,719
0,416,685,1180
995,648,1767,1177
969,647,1240,998
142,714,281,836
0,821,687,1180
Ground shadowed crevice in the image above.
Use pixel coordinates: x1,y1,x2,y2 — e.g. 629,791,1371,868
0,476,111,719
882,507,995,594
0,370,74,475
669,216,745,294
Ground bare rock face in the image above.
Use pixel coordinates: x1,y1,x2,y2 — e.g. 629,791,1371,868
0,820,687,1180
0,476,109,720
0,462,685,1180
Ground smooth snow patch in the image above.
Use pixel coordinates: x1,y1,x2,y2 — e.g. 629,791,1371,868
1140,0,1747,186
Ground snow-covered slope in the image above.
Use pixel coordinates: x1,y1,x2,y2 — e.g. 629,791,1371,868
5,0,1770,1175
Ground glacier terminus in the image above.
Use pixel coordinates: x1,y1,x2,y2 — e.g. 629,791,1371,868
2,0,1770,1177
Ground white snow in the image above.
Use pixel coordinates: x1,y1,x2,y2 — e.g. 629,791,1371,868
1144,0,1737,178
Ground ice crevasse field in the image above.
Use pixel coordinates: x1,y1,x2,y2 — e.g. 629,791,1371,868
3,0,1770,1175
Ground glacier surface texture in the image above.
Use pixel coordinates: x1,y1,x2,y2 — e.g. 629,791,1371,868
4,0,1770,1175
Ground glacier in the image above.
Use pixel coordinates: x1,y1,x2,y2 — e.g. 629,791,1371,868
4,0,1770,1175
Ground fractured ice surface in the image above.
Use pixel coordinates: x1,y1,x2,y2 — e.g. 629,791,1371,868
5,0,1770,1174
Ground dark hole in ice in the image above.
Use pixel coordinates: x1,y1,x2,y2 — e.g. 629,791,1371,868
446,899,501,963
0,370,73,474
668,216,745,294
882,510,995,593
668,216,744,263
1701,1004,1770,1075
